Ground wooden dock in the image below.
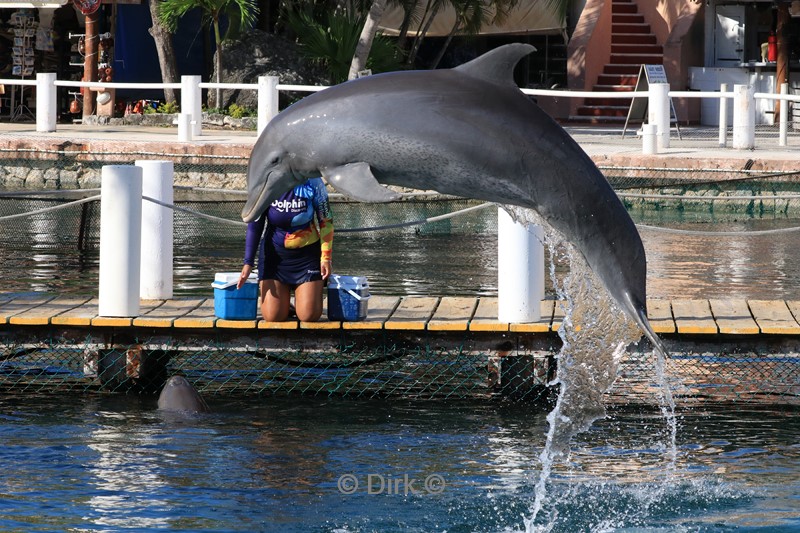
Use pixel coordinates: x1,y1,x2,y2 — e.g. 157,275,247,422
1,293,799,403
2,294,800,335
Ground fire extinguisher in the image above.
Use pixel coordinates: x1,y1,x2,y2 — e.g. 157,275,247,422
768,32,777,62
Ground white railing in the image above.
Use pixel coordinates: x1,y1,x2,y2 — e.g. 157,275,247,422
1,74,798,154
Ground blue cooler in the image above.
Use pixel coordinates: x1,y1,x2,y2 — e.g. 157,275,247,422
212,272,258,320
327,275,370,321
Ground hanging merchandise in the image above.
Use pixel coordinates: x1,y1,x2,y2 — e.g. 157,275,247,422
73,0,101,15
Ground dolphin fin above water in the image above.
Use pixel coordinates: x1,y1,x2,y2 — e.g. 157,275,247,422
243,43,667,353
320,163,401,203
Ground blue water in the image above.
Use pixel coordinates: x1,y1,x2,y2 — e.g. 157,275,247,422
1,396,798,532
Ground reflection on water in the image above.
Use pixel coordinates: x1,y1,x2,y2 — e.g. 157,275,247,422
0,396,798,531
3,197,800,299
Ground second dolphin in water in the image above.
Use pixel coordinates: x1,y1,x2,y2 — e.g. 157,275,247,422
242,43,664,351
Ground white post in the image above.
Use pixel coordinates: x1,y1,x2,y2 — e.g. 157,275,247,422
719,83,728,148
648,82,670,150
99,165,143,317
181,75,202,138
497,208,544,323
642,123,658,154
257,75,279,136
136,160,174,300
732,84,755,150
36,72,57,133
177,113,193,142
779,82,788,147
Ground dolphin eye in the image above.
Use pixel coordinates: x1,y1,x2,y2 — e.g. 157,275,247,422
269,156,281,165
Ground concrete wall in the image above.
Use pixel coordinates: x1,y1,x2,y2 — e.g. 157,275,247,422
567,0,612,115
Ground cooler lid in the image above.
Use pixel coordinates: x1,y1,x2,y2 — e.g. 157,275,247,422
212,271,257,290
328,274,369,290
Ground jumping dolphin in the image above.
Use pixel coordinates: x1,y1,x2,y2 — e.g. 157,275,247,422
157,375,210,413
242,43,664,352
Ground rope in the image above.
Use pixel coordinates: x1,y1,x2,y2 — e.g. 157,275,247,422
636,223,800,236
0,189,101,198
0,195,101,222
620,192,800,201
335,202,495,233
142,196,247,227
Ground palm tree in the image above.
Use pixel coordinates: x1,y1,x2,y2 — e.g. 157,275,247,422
348,0,389,79
157,0,259,107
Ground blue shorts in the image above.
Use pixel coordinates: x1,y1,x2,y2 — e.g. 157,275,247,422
258,239,322,287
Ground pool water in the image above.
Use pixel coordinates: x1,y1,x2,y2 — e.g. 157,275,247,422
1,396,798,532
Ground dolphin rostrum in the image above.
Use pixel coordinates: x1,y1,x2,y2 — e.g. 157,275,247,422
242,43,664,352
157,375,210,413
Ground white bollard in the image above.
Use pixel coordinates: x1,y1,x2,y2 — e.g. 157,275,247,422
642,123,658,154
497,208,544,323
136,160,174,300
177,113,193,142
99,165,143,317
779,83,788,147
732,84,755,150
719,83,728,148
647,82,670,150
257,75,279,136
36,72,57,133
181,74,202,138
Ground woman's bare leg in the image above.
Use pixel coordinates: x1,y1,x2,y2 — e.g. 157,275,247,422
294,280,324,322
260,279,291,321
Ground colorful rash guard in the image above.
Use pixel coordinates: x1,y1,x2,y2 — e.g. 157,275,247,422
244,178,333,284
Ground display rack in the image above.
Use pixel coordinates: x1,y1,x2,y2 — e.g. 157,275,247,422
9,10,37,122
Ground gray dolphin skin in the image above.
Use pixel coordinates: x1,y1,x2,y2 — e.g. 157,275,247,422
157,375,210,413
242,43,664,351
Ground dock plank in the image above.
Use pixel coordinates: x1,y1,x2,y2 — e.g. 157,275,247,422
1,294,57,324
9,296,91,326
748,300,800,334
428,297,477,331
173,299,217,329
384,296,439,330
551,300,567,331
469,298,508,332
51,298,99,326
132,298,204,327
672,299,718,334
343,296,400,330
647,299,675,334
511,300,556,333
709,299,759,335
92,300,165,327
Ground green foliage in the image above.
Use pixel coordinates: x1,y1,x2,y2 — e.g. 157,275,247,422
284,8,403,84
157,0,258,38
157,101,180,114
227,103,254,119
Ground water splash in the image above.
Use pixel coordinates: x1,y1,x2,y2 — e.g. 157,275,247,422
500,206,678,531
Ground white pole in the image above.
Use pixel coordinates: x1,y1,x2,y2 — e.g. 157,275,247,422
257,75,279,136
136,160,174,300
36,72,57,133
497,207,544,323
648,83,670,150
181,75,202,138
779,82,788,147
719,83,728,148
732,84,755,150
99,165,143,317
642,123,658,154
177,113,193,142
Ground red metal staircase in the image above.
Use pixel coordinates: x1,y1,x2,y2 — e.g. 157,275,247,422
574,0,664,123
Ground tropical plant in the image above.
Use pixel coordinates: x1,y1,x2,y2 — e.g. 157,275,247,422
157,0,259,106
285,7,402,84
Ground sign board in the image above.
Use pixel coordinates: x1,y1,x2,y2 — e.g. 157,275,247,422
622,64,682,139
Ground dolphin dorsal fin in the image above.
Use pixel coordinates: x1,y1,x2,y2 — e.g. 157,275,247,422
454,43,536,86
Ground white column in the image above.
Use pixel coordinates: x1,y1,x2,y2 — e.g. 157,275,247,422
136,160,174,300
647,82,670,150
99,165,143,317
779,83,788,147
642,123,658,154
718,83,728,148
732,84,755,150
177,113,193,142
497,208,544,323
181,75,202,138
257,75,279,136
36,72,57,133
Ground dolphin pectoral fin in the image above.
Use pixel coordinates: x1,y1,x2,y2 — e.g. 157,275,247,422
321,163,401,203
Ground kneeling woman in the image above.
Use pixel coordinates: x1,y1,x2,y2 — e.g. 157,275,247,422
237,178,333,321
